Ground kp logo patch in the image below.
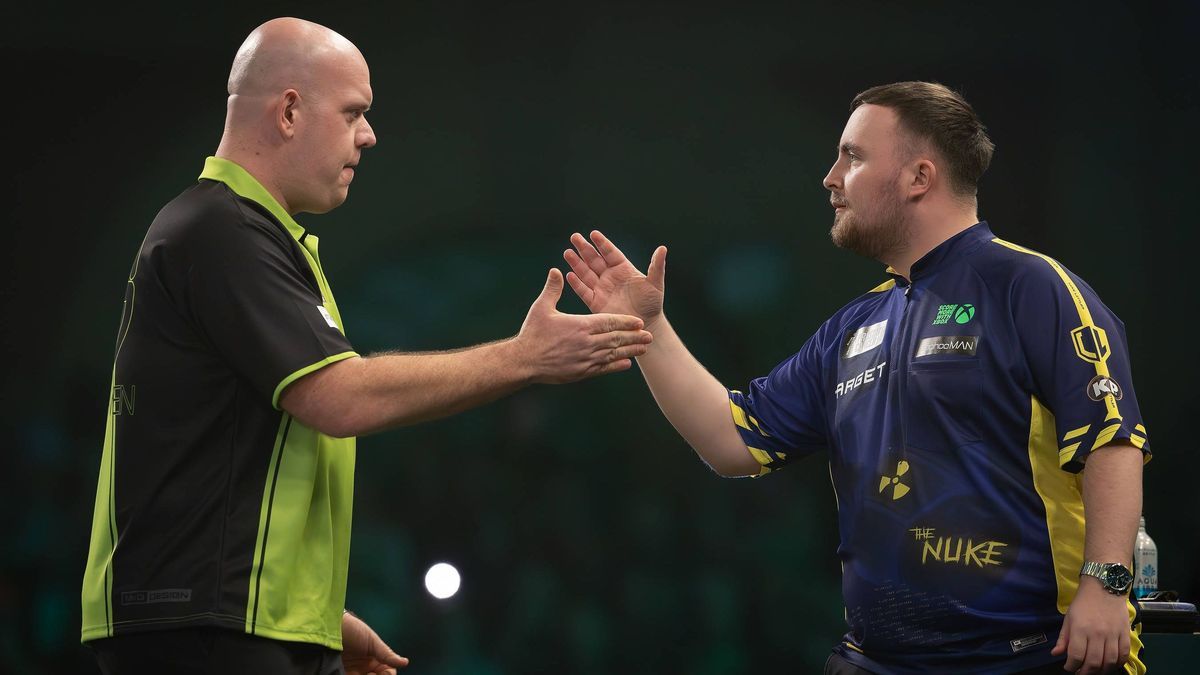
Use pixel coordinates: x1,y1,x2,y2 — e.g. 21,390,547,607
1087,375,1123,401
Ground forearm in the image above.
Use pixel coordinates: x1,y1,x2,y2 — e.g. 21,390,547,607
1054,442,1143,671
636,317,758,477
1080,443,1144,566
285,339,532,436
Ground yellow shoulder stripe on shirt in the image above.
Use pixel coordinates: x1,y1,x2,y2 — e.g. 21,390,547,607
991,238,1124,431
869,279,896,293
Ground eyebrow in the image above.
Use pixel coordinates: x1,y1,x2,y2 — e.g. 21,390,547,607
840,142,864,156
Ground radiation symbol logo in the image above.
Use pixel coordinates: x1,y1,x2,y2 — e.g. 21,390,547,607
878,460,911,501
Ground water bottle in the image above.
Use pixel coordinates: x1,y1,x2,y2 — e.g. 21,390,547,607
1132,516,1158,599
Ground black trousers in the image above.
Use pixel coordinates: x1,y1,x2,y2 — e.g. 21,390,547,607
824,651,1071,674
89,627,344,675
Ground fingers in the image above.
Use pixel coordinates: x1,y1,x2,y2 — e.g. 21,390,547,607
570,232,608,277
564,270,594,306
588,342,650,363
1051,623,1067,657
1082,634,1106,675
533,268,564,309
610,344,649,360
1104,636,1119,674
581,328,652,366
593,328,653,350
372,632,409,668
586,328,652,364
588,313,645,333
591,358,634,376
563,248,600,288
1064,639,1086,673
589,230,629,266
382,651,410,668
1118,631,1130,669
647,245,667,289
1060,619,1084,672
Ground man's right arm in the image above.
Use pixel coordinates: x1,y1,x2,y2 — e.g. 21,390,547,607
280,268,652,437
563,231,759,477
633,317,761,477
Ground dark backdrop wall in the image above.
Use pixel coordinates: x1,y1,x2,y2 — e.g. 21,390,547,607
4,1,1198,672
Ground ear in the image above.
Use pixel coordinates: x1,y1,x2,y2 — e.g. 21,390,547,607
275,89,301,140
908,158,935,200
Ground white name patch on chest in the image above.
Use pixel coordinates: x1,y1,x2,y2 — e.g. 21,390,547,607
842,320,888,359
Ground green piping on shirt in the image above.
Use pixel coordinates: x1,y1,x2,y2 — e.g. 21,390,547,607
271,351,358,410
199,156,306,242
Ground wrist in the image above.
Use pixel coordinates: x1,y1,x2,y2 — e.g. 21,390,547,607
643,313,667,335
1079,561,1134,596
499,336,538,385
1077,575,1129,602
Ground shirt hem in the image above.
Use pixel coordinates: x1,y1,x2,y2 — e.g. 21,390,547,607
82,612,342,651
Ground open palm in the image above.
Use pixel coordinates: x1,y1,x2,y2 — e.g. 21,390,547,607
564,230,667,326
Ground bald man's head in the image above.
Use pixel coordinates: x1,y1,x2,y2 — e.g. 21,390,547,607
227,18,361,99
216,18,376,216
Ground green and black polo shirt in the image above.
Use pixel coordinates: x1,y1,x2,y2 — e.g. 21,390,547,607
82,157,358,650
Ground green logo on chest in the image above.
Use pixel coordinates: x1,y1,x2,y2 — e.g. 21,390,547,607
933,303,975,325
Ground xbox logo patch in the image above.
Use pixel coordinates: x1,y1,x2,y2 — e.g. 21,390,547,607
933,303,977,325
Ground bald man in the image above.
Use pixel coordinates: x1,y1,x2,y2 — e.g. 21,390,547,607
81,18,652,675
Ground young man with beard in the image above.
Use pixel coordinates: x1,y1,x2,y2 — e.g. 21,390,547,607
562,82,1149,674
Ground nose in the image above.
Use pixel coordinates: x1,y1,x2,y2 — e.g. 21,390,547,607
823,161,841,192
358,117,377,149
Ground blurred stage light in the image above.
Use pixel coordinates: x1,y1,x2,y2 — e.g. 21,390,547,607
424,562,461,599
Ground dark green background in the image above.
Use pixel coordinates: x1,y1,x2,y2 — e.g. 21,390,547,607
4,1,1197,672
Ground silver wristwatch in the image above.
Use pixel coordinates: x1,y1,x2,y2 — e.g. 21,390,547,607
1079,561,1134,595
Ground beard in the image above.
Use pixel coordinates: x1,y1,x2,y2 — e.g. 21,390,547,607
829,184,910,263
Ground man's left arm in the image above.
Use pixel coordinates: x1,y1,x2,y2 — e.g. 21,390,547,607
1052,442,1143,674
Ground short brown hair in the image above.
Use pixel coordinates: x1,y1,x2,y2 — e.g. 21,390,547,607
852,81,994,197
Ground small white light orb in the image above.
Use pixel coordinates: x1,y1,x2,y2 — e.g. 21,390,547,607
424,562,461,599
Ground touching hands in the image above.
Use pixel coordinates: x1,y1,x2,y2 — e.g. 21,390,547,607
1050,578,1132,674
564,230,667,330
515,267,653,384
342,611,409,675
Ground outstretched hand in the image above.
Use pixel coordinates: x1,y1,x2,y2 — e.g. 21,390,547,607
515,267,653,384
342,611,409,675
564,230,667,329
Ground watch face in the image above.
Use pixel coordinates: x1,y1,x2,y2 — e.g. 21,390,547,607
1103,564,1134,592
